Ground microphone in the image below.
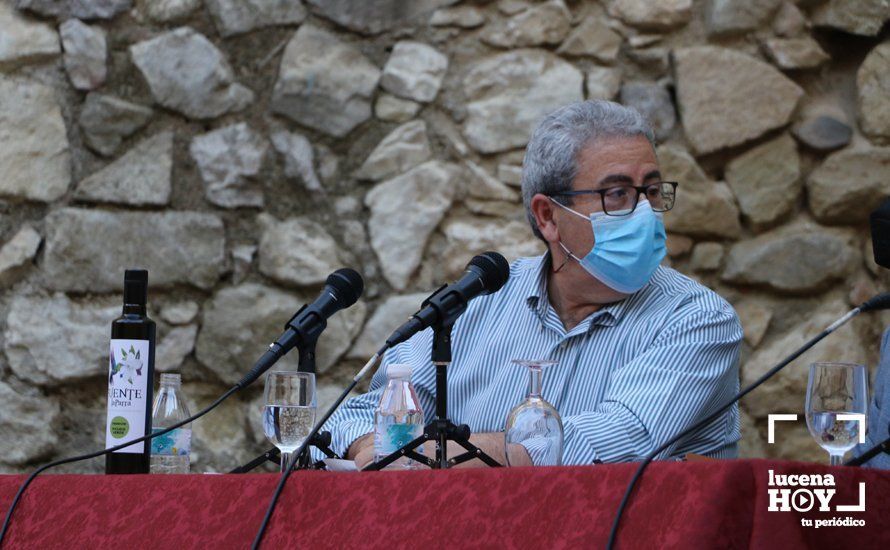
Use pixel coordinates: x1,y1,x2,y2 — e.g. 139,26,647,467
385,252,510,348
606,292,890,549
2,267,364,546
870,197,890,269
237,268,364,388
858,292,890,313
252,253,509,548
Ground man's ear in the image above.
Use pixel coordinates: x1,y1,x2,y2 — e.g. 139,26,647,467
530,193,560,244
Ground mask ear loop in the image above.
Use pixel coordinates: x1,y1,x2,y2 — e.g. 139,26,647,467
553,245,572,273
548,197,585,273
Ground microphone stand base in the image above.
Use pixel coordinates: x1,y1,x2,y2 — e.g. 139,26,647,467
230,431,339,473
365,323,501,470
363,419,502,470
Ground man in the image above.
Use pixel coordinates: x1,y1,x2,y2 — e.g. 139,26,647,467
853,329,890,468
324,100,743,468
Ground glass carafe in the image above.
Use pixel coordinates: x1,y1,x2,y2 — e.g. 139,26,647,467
504,360,564,466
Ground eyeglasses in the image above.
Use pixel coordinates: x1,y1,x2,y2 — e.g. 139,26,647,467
550,181,678,216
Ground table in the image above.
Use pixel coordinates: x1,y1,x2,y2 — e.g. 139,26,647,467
1,460,888,548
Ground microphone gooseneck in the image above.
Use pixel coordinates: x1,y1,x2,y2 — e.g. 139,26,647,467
252,346,387,549
252,252,512,547
1,268,365,547
1,385,240,546
606,293,887,549
845,423,890,467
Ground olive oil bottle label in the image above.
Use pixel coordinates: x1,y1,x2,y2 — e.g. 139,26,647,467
105,339,150,453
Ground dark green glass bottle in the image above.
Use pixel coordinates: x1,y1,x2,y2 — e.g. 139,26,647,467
105,269,156,474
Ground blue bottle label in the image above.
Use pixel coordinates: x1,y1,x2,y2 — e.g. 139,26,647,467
150,427,191,456
380,424,422,455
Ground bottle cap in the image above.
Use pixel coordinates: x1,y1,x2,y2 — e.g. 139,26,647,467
160,373,181,387
386,363,412,379
125,269,148,284
123,269,148,306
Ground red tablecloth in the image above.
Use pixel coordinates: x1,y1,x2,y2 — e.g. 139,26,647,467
1,460,887,549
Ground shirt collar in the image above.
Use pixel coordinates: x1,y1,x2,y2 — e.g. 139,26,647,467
523,253,551,319
524,252,634,331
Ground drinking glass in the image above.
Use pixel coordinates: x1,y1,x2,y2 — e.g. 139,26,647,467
263,371,317,472
805,362,868,466
504,360,564,466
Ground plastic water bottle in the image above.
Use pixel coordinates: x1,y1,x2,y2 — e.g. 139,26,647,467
374,363,425,470
150,373,192,474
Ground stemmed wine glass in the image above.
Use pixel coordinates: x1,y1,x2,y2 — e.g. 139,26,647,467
263,371,317,472
504,360,564,466
805,362,868,466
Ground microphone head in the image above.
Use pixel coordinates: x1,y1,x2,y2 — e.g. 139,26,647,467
326,268,364,307
467,251,510,294
871,198,890,269
860,292,890,313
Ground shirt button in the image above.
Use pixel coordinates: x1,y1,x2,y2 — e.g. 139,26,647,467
559,342,567,350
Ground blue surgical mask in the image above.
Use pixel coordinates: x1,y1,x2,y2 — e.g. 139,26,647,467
550,198,667,293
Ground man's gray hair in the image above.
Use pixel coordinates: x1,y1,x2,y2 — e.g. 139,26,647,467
521,100,656,241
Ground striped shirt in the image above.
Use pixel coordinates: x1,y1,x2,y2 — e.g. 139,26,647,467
854,327,890,469
321,254,743,464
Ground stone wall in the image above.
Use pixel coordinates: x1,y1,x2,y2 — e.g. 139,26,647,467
0,0,888,473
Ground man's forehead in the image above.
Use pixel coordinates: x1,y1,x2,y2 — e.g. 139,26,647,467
573,139,660,188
